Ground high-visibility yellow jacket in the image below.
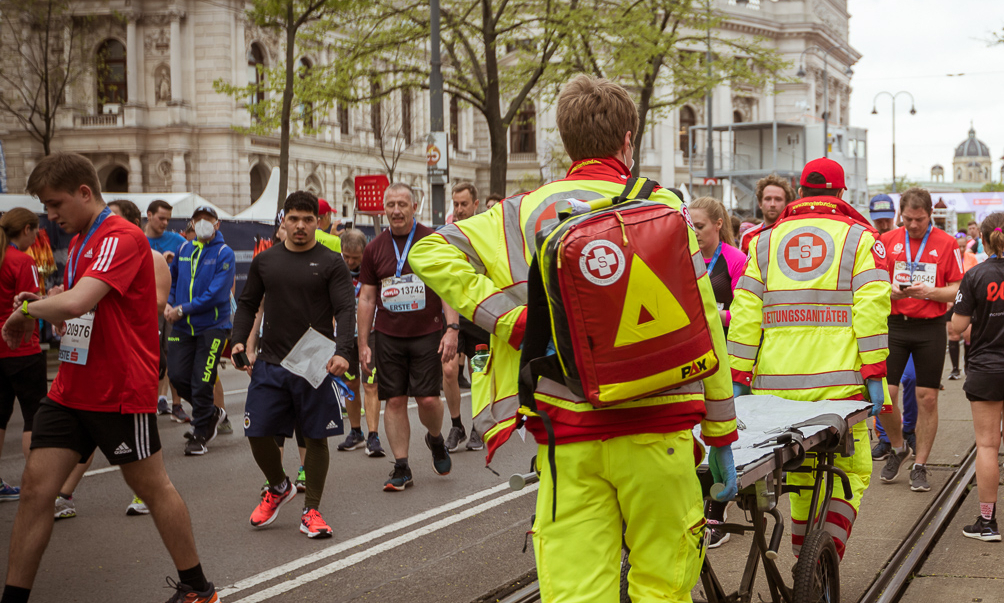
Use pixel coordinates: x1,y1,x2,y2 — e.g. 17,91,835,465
727,197,891,401
409,157,737,461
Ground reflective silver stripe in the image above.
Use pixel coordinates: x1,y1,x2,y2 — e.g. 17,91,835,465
472,394,519,436
852,268,889,291
857,334,888,352
727,340,759,360
836,225,865,290
503,283,528,306
536,378,586,402
503,196,529,283
521,189,607,251
762,304,852,328
736,275,764,299
791,520,807,536
692,250,706,279
763,290,853,306
753,371,864,390
828,498,858,523
704,397,736,421
472,291,519,332
756,229,771,283
437,225,486,274
824,522,850,548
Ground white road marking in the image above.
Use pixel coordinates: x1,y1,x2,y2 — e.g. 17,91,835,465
218,480,513,598
83,466,121,477
225,484,538,602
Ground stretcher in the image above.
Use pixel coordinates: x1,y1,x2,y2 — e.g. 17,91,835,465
508,395,870,603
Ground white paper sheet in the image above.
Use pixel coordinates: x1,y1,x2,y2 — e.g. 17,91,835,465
280,327,337,389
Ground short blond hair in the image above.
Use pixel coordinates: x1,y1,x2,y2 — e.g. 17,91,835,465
556,75,638,161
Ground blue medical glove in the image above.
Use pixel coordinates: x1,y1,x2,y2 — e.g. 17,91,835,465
709,445,738,502
866,379,884,417
733,382,751,398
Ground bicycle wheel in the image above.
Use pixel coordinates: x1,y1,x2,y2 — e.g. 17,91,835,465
619,546,631,603
791,529,840,603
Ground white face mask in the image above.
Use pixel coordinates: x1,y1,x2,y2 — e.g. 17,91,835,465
193,219,215,240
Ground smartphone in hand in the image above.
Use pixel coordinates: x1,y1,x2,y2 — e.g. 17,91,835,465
233,351,251,369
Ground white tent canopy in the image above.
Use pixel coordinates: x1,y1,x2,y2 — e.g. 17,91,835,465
0,191,233,219
235,167,281,222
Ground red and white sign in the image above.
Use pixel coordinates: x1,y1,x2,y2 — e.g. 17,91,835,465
784,234,827,273
703,178,719,186
579,239,626,287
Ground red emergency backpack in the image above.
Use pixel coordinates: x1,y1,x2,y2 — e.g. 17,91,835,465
519,177,718,410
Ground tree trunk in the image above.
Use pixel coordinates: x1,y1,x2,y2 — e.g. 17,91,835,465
482,0,507,196
488,117,508,196
277,1,296,211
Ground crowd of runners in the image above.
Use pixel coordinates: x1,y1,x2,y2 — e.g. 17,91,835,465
0,75,1001,603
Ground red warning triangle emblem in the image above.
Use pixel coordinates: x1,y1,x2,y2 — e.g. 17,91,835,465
638,305,655,325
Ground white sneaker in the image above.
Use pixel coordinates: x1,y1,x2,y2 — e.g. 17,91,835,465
54,495,76,520
126,496,150,516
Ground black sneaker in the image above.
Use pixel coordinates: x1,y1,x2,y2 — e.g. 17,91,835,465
207,407,226,444
426,433,452,476
948,368,961,380
466,428,485,451
365,432,386,457
872,439,892,461
164,577,217,603
383,464,414,492
706,520,730,549
157,397,171,415
445,425,467,452
337,430,366,451
962,516,1001,542
904,431,917,458
184,435,208,456
880,447,910,483
910,464,931,492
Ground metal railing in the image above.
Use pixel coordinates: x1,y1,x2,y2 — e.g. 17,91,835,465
74,113,122,127
508,152,538,164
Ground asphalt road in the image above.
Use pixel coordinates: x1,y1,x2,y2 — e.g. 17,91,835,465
0,363,539,603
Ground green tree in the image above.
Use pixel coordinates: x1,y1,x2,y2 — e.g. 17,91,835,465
979,182,1004,192
214,0,358,210
880,177,920,194
0,0,93,155
561,0,788,175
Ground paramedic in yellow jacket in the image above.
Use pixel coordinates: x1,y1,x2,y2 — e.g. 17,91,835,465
410,75,737,603
728,157,891,560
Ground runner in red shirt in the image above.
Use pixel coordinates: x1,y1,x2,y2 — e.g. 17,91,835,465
876,187,964,494
739,174,796,254
0,209,47,501
0,153,217,603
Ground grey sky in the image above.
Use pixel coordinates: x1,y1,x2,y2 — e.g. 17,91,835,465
848,0,1004,185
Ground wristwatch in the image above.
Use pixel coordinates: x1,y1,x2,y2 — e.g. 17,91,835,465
177,306,185,317
446,323,460,331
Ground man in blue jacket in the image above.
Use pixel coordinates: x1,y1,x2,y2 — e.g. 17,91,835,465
165,206,236,456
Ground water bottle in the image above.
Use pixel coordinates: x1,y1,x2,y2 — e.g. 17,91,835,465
471,344,490,373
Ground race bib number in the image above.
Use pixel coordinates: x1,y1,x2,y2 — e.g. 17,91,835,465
381,274,427,313
893,261,937,288
59,311,94,365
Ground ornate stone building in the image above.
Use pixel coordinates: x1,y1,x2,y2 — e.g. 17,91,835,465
952,125,992,184
0,0,861,219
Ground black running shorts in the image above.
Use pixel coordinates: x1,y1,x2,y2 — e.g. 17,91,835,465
963,371,1004,402
374,331,443,400
0,353,48,431
887,316,947,389
30,398,162,465
159,317,171,380
344,331,376,382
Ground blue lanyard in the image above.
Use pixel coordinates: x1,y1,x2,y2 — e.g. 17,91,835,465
67,207,112,289
706,242,723,275
904,223,932,278
392,219,417,278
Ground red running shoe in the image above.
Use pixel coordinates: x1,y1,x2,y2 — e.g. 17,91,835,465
300,508,333,539
250,478,295,527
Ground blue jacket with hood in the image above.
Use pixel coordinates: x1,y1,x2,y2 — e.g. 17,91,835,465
168,229,236,335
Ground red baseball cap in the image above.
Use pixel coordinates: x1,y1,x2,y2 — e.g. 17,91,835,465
317,198,332,216
800,157,846,190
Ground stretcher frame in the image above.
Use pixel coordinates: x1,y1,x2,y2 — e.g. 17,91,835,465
697,407,869,603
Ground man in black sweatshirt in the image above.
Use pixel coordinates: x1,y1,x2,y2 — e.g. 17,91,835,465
231,191,356,539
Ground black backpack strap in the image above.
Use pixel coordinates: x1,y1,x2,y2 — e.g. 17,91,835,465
613,177,659,205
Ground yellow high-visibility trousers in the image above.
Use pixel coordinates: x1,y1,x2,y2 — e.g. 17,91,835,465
533,431,706,603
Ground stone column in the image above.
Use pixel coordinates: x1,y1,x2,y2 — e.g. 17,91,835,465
169,11,183,104
126,16,138,103
172,152,187,192
128,154,144,192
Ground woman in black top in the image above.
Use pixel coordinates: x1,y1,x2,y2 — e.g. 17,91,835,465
951,212,1004,542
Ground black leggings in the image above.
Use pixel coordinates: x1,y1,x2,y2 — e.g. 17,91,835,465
887,317,947,389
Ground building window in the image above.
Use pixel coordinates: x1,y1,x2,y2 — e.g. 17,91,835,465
338,102,350,135
450,95,460,151
247,44,266,110
298,57,313,129
510,101,536,154
679,106,696,158
370,79,382,141
97,39,127,110
105,166,129,192
401,89,412,146
250,163,269,202
733,110,743,124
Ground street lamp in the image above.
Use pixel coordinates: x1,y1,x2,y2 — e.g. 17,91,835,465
795,45,855,157
871,91,917,193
